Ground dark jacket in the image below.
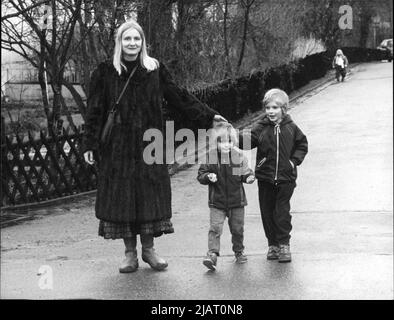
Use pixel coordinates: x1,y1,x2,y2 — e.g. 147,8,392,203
82,60,217,223
197,149,254,209
239,114,308,184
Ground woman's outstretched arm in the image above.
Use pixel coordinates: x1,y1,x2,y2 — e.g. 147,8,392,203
159,63,224,129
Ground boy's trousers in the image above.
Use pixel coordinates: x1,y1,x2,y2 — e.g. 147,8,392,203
258,181,295,246
208,207,245,255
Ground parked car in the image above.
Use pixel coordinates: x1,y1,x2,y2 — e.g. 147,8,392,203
377,38,393,62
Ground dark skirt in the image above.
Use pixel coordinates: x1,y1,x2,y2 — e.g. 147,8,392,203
98,218,174,239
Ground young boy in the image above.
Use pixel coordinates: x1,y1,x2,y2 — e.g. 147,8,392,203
197,122,255,271
239,89,308,263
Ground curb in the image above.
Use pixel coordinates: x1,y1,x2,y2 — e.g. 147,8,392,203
1,190,96,214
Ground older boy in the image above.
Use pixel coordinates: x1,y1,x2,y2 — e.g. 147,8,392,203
239,89,308,262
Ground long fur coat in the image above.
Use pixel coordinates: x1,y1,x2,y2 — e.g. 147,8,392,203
82,60,216,223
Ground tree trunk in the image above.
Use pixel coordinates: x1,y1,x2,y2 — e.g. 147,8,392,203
223,0,233,78
38,52,50,128
63,79,87,119
359,1,374,48
60,95,78,132
51,82,62,134
138,0,173,59
237,1,251,74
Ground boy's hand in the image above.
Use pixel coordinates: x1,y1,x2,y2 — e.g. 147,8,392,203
207,173,217,183
245,175,255,184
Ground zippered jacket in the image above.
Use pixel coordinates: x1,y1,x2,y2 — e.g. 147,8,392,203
197,150,254,209
240,114,308,184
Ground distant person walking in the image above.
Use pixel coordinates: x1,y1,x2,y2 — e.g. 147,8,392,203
332,49,349,82
82,19,225,273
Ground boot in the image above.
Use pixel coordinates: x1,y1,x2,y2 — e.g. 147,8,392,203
119,237,138,273
119,250,138,273
140,234,168,271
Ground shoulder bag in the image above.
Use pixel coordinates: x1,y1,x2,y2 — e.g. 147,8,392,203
100,64,138,147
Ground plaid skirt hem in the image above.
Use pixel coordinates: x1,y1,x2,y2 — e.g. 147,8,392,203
98,218,174,240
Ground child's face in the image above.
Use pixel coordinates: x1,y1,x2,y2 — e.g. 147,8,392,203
217,136,234,154
265,100,284,123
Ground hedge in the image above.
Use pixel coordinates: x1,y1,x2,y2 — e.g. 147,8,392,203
164,47,388,125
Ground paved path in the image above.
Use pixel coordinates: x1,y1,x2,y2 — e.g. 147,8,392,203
1,62,392,300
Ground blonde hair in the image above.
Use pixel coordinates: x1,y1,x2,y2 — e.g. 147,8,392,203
113,19,159,75
336,49,344,56
262,88,289,114
211,122,238,145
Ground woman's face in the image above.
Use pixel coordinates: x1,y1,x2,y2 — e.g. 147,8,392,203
122,28,142,60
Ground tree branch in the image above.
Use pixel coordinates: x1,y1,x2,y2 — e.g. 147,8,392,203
1,0,48,21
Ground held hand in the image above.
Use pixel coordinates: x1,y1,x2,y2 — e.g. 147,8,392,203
245,175,255,184
207,173,217,183
213,114,228,126
84,151,95,165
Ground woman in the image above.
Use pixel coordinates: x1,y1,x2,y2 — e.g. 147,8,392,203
82,19,225,273
332,49,349,82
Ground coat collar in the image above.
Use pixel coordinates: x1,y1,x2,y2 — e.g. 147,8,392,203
103,59,150,83
119,61,150,82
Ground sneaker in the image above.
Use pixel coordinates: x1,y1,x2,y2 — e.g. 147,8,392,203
278,244,291,263
267,245,280,260
235,252,248,264
203,253,217,271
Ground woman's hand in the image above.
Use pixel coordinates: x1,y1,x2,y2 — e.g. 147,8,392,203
213,114,227,126
84,151,95,165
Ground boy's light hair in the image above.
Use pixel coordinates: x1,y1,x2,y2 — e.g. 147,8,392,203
262,88,289,114
336,49,344,56
113,19,159,75
207,122,243,166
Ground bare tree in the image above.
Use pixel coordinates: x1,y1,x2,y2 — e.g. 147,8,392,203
236,0,254,74
1,0,88,134
300,0,349,50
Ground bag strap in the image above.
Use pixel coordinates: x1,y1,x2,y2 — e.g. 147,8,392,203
111,64,138,112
